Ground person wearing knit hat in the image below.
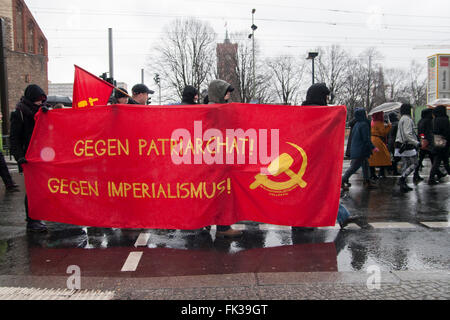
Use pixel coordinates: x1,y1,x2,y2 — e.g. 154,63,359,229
114,87,129,104
181,85,199,105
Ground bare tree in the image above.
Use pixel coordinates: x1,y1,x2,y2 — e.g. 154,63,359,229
341,58,367,120
315,45,351,104
150,18,217,103
266,55,305,105
358,47,384,111
384,68,407,101
406,60,427,107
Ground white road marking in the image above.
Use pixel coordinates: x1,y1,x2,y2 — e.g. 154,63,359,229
421,221,450,228
369,222,416,229
134,233,150,247
121,252,143,272
0,287,114,300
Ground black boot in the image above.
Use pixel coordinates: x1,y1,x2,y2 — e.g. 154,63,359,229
413,173,424,183
398,177,412,193
363,179,378,189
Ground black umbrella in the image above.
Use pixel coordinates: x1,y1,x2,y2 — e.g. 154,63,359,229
46,95,72,107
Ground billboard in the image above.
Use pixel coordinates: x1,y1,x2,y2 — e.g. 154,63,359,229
428,54,450,103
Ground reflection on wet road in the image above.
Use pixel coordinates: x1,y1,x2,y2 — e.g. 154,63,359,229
0,169,449,278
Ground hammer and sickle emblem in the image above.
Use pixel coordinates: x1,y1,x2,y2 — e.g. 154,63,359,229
250,142,308,191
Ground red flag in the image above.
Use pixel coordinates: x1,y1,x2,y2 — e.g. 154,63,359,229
72,65,115,108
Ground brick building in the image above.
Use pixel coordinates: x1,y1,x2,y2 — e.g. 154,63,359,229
0,0,48,134
216,32,241,102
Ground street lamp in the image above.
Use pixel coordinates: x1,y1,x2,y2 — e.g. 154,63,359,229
307,52,318,85
248,9,257,102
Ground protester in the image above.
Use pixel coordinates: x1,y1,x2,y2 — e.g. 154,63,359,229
415,109,437,182
129,84,154,105
428,105,450,185
181,85,199,105
10,84,49,232
337,203,360,230
0,112,19,192
345,117,357,159
114,87,129,104
368,111,392,180
301,83,330,106
207,79,241,238
341,108,378,190
386,113,400,175
395,103,420,193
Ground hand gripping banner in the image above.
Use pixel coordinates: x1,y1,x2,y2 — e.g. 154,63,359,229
23,103,346,229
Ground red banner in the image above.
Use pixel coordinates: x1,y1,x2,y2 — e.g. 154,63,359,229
23,103,346,229
72,65,115,108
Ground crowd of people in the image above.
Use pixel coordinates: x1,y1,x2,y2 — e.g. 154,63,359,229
3,80,449,234
342,101,449,193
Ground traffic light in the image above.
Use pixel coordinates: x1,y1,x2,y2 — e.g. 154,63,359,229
154,73,160,85
99,73,107,81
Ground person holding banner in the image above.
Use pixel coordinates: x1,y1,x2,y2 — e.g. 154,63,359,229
129,84,154,105
10,84,48,232
207,79,242,238
113,87,129,105
301,83,330,106
181,85,199,105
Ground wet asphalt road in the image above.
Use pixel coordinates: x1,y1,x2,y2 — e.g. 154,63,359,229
0,160,448,298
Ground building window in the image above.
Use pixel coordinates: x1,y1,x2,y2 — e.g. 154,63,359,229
15,3,24,50
38,37,45,55
28,21,35,53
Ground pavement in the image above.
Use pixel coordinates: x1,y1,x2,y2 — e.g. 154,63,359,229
0,157,449,301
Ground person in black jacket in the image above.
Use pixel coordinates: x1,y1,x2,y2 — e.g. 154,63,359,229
415,108,443,182
128,84,154,105
301,83,330,106
428,105,450,185
10,84,49,232
181,85,199,105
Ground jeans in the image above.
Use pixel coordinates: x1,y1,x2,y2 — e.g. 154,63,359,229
400,155,418,178
430,148,450,178
342,158,369,183
336,204,350,225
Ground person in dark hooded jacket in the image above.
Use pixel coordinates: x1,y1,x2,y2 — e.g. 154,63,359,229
10,84,49,232
181,85,199,105
428,105,450,184
205,79,241,238
301,83,330,106
415,108,444,182
341,108,377,190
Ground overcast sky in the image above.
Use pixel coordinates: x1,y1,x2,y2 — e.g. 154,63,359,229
25,0,450,91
